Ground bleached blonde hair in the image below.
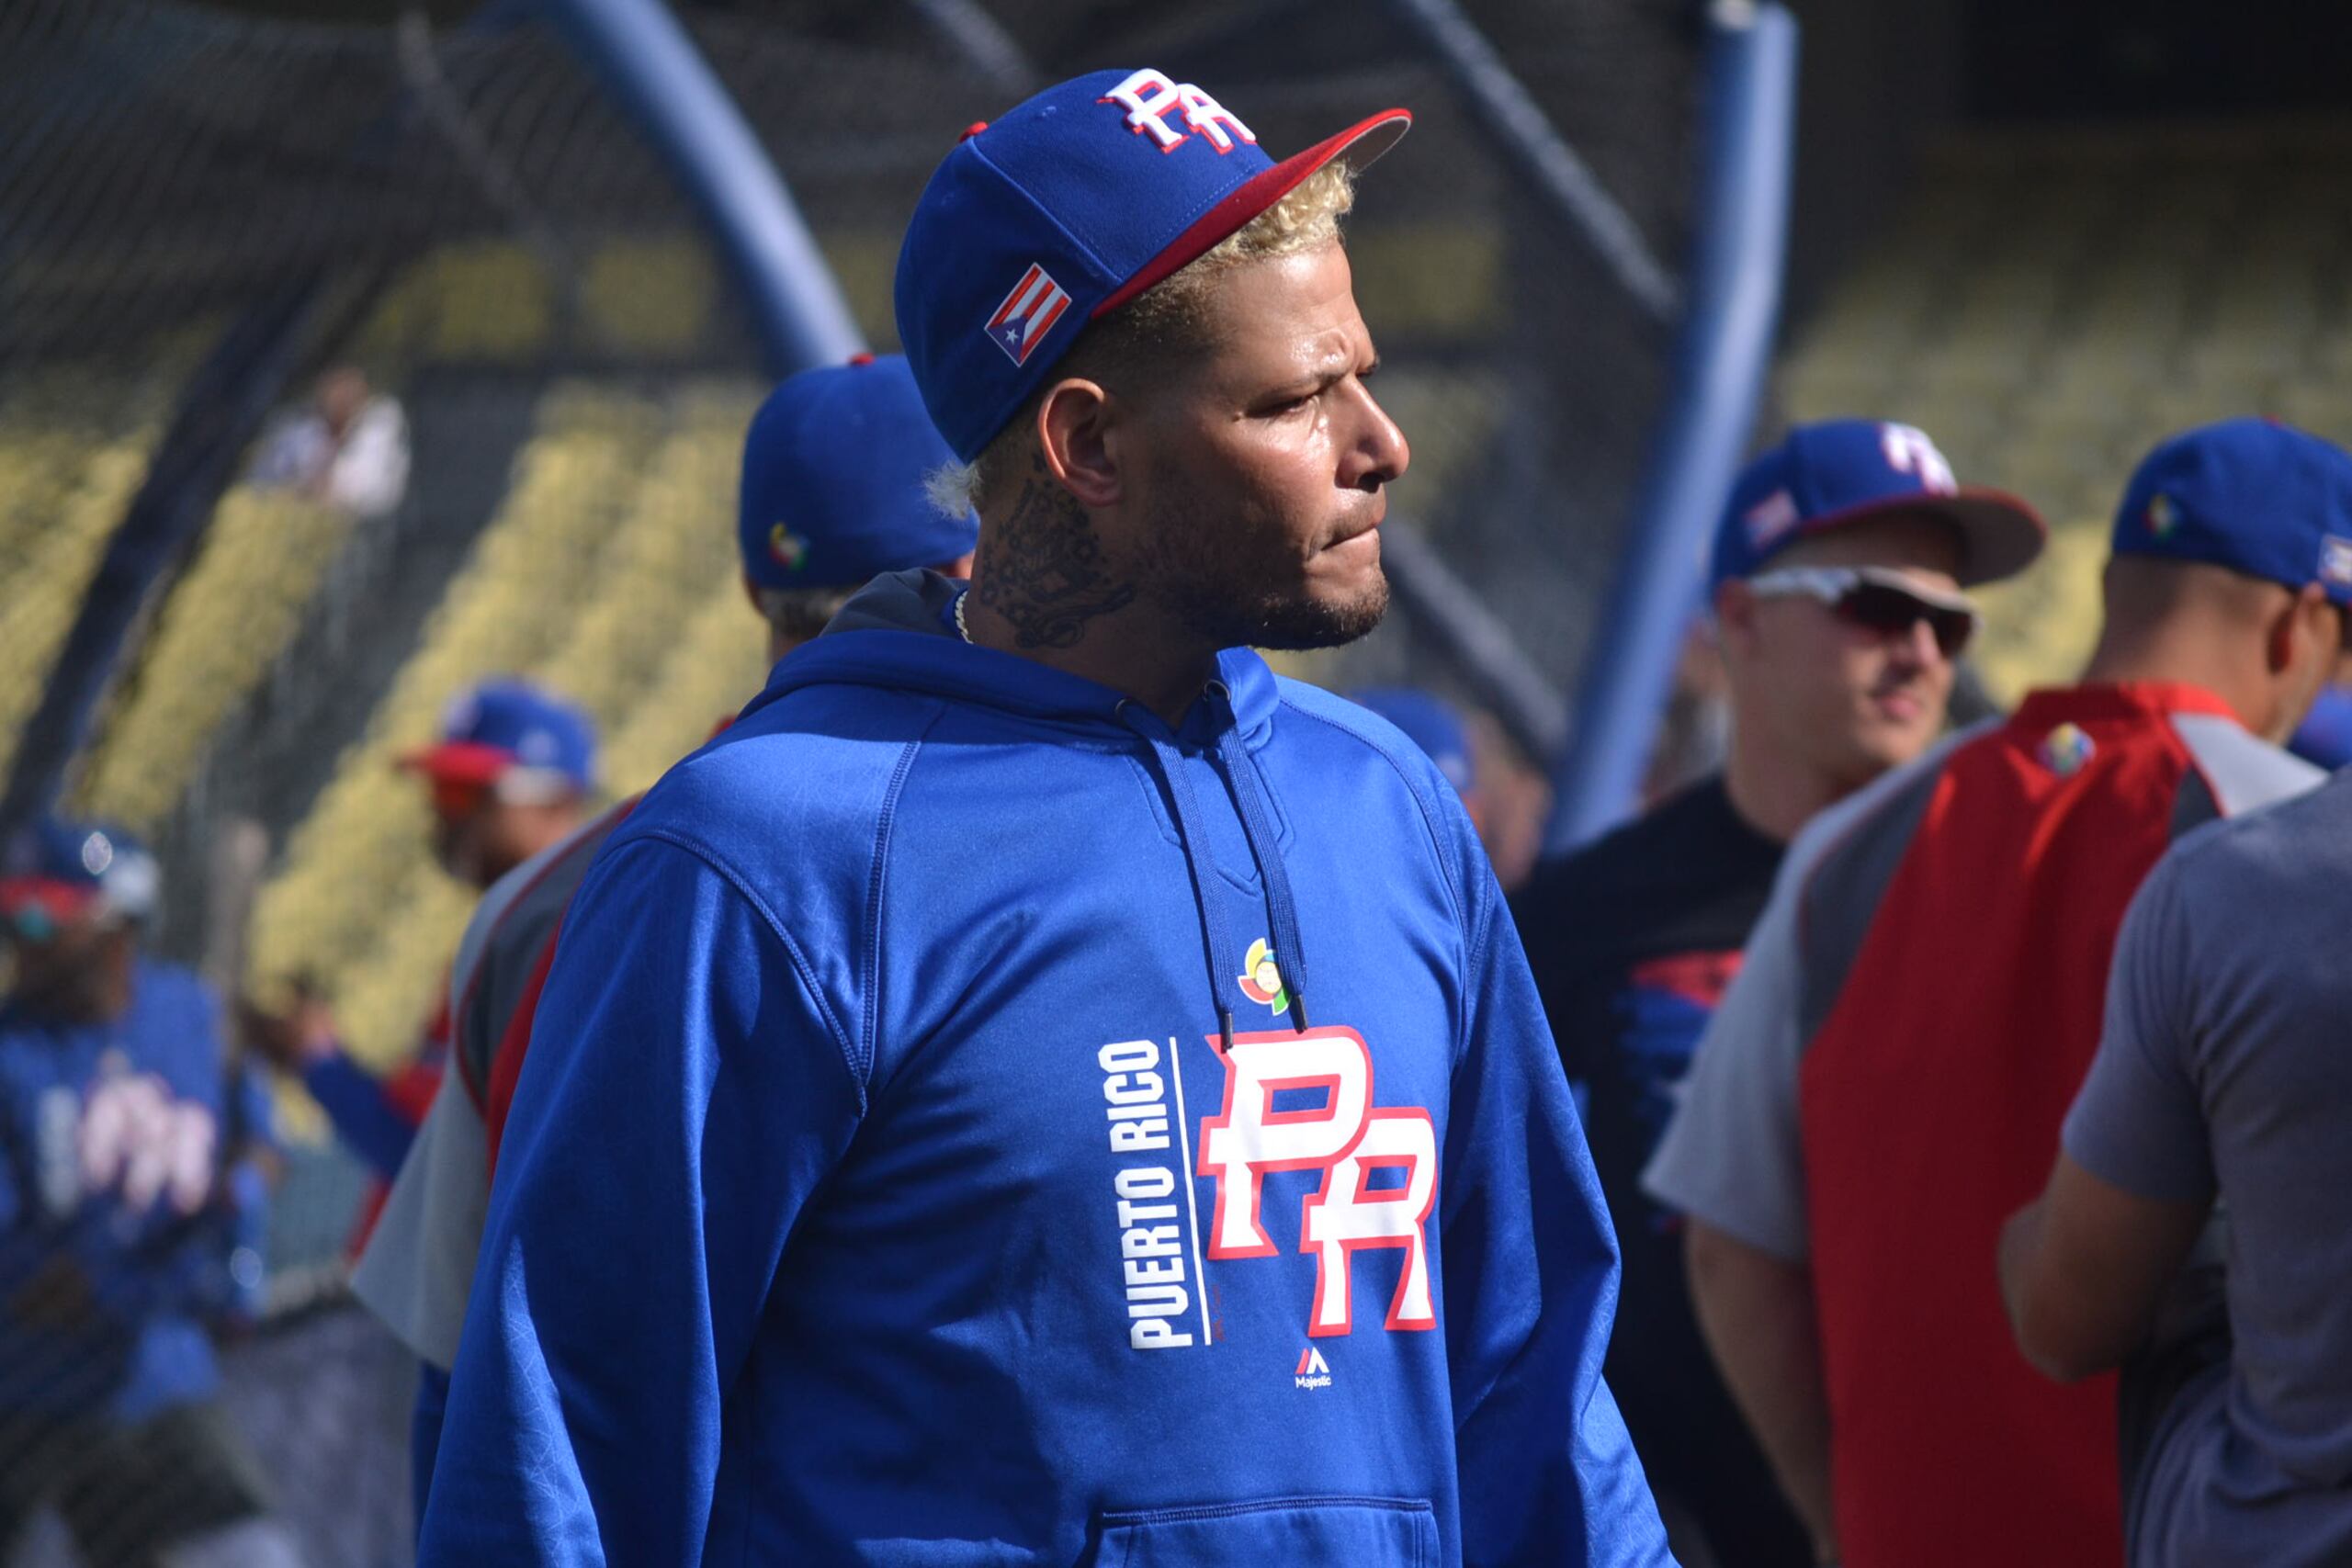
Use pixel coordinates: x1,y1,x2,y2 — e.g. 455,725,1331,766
928,159,1359,518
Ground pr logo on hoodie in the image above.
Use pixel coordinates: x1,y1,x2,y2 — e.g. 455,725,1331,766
1200,1026,1438,1338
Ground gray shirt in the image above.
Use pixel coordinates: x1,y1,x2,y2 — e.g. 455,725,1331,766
2064,768,2352,1568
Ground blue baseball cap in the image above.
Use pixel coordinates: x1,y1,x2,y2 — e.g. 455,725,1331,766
739,354,979,591
1713,419,2046,590
896,68,1411,462
0,818,160,936
2111,418,2352,613
1351,687,1477,797
400,679,597,800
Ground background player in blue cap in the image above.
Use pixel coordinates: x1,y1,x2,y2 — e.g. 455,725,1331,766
352,351,976,1531
243,678,597,1239
736,351,979,656
0,820,296,1567
1513,417,2044,1566
1655,416,2346,1568
424,65,1671,1565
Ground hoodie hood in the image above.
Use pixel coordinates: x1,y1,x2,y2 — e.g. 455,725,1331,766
747,568,1306,1042
745,570,1281,753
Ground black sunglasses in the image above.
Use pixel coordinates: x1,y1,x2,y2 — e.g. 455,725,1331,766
1747,566,1977,660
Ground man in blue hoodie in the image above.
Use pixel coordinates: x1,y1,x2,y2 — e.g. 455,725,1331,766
0,820,295,1567
424,68,1669,1566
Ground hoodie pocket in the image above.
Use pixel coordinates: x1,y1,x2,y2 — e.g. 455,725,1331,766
1096,1495,1435,1567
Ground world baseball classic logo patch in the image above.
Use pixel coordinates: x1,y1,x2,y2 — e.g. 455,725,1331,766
986,264,1071,367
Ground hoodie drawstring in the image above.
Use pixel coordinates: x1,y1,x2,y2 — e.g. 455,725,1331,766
1120,701,1239,1055
1208,683,1311,1033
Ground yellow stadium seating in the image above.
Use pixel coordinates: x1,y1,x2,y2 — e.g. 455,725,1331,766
1774,120,2352,702
243,379,770,1077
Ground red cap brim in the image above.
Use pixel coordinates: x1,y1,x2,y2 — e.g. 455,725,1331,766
396,740,515,785
1095,108,1413,320
0,877,102,925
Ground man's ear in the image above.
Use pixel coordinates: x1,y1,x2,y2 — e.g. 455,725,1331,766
2268,583,2330,675
1035,378,1123,510
1713,579,1757,656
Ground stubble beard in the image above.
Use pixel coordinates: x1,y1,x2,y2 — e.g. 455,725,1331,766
1136,481,1389,652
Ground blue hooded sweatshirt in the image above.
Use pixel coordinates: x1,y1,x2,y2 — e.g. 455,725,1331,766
422,571,1669,1566
0,959,273,1423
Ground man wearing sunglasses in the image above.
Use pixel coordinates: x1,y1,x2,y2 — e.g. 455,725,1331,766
1648,417,2348,1568
0,820,296,1567
1515,417,2043,1566
243,679,596,1235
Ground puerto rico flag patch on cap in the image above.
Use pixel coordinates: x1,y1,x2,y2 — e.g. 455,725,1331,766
2321,533,2352,590
986,264,1072,367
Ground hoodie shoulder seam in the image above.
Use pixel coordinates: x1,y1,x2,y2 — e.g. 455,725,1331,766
864,703,949,1072
622,826,871,1111
1275,694,1470,931
1278,694,1479,1072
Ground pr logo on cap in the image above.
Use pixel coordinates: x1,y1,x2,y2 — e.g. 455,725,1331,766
1100,68,1258,155
1880,423,1957,494
2147,492,2180,537
985,264,1072,367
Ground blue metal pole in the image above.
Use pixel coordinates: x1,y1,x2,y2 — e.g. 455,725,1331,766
1542,0,1798,854
541,0,865,378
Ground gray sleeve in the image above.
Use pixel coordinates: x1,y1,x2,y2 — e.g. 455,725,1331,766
349,1061,491,1371
1642,829,1813,1261
2061,853,2215,1205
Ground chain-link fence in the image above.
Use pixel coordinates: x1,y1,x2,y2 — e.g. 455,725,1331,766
0,1,1704,1559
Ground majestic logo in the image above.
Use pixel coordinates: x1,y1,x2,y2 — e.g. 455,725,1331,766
1238,937,1290,1016
1294,1347,1333,1390
985,264,1072,367
1200,1027,1438,1338
2321,533,2352,590
1100,67,1258,154
2147,492,2180,538
1880,423,1958,494
767,522,808,572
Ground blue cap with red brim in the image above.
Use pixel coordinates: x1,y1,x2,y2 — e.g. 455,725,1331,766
895,67,1409,463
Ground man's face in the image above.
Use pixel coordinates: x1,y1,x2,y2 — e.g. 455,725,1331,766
1117,243,1409,650
425,776,577,889
8,916,135,1024
318,369,368,434
1719,514,1968,790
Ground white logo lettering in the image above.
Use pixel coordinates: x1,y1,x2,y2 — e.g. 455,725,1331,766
1101,68,1258,154
1199,1027,1438,1338
1881,423,1958,494
1102,1039,1211,1349
77,1072,216,1216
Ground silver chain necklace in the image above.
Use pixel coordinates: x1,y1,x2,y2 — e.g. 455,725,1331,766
953,588,974,644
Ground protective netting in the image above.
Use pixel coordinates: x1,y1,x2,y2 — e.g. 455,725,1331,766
0,1,1701,1559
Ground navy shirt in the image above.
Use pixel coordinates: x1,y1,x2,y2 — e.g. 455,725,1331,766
1514,775,1810,1567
